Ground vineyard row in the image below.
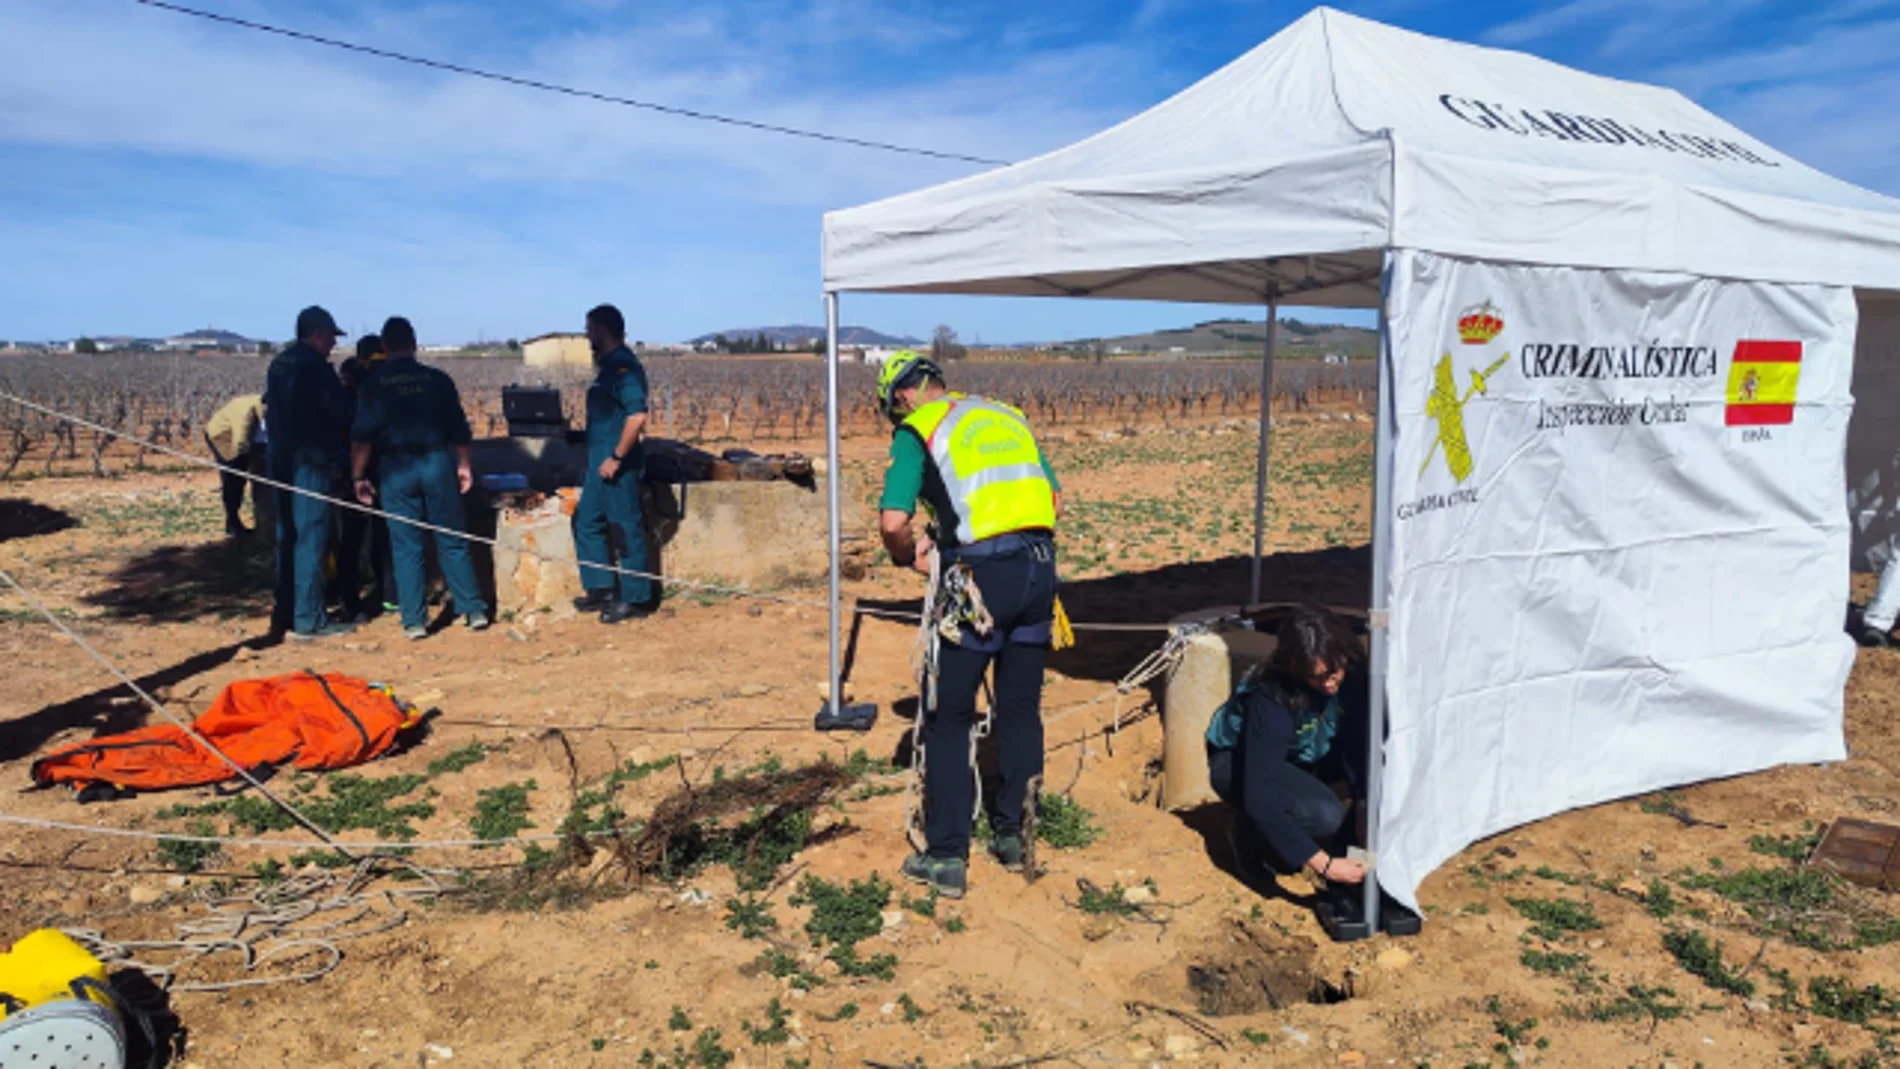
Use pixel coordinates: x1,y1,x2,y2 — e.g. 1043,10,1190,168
0,354,1373,479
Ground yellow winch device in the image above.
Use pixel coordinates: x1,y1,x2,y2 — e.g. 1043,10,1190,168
0,929,128,1069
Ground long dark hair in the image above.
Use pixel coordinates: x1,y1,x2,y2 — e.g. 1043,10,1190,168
1255,605,1362,713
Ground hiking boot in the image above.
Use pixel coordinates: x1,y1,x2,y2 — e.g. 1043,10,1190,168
404,625,428,641
288,621,356,642
599,602,652,625
1857,623,1893,649
988,833,1026,873
900,853,967,899
465,612,491,631
573,590,614,612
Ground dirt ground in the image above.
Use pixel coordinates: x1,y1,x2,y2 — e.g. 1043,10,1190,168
2,416,1897,1069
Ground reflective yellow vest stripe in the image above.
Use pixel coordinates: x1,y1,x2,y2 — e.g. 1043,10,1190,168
903,394,1056,545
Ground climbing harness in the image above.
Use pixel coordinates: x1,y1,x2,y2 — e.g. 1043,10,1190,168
902,551,999,854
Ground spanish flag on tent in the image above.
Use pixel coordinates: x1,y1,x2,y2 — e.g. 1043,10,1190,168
1725,340,1803,427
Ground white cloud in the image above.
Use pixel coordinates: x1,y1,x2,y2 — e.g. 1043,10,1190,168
0,0,1153,210
1656,16,1900,98
1483,0,1633,46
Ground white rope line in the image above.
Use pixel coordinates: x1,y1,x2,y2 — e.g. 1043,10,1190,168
1,567,364,865
0,390,806,606
65,857,443,993
1,390,1178,633
0,812,621,851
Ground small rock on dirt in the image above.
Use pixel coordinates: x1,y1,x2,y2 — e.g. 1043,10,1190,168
424,1044,454,1061
1375,947,1414,971
880,910,906,933
1616,879,1648,899
1586,938,1607,950
1122,884,1156,905
1744,999,1771,1015
128,885,164,906
738,683,771,698
1339,1053,1368,1068
1081,916,1118,942
1163,1034,1195,1056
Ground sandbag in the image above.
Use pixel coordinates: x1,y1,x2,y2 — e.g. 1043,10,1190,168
1161,629,1278,811
31,672,421,793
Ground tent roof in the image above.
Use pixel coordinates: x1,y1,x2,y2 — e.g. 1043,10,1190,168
822,7,1900,304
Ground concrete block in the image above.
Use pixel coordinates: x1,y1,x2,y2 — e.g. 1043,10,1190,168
653,480,829,589
493,506,586,616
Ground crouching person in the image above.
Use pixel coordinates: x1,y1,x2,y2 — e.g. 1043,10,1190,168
349,316,490,640
1206,606,1368,901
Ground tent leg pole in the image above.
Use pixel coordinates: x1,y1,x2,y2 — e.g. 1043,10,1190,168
825,292,842,720
1363,258,1396,934
1249,300,1279,607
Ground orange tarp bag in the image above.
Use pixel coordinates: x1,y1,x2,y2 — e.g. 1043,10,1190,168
31,671,422,793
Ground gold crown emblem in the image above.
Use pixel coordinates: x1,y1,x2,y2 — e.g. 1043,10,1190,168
1458,301,1504,345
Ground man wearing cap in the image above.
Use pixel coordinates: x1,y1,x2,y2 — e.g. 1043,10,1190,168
350,317,490,640
265,305,356,640
571,303,653,624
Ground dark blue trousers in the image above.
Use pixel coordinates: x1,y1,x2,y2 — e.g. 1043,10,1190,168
380,450,487,629
572,466,651,605
271,455,335,635
924,539,1058,860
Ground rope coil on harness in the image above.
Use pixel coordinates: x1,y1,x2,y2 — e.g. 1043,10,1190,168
902,551,1001,853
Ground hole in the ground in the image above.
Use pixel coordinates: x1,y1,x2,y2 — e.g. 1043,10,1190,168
1309,977,1353,1005
1187,957,1356,1015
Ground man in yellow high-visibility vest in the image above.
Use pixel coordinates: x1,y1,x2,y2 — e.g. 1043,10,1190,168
876,350,1063,899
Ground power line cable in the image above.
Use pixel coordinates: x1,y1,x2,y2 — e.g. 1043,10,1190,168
131,0,1011,167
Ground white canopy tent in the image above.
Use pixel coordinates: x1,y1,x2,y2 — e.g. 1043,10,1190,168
816,6,1900,926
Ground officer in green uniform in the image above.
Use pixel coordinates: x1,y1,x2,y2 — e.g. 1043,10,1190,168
349,317,490,640
266,305,356,641
876,351,1063,899
571,303,652,624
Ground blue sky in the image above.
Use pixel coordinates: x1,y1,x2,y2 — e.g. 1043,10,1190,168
2,0,1898,344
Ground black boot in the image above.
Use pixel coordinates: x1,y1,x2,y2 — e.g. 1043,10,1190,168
599,602,652,624
573,590,613,612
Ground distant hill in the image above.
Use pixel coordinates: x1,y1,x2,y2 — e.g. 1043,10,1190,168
1050,317,1377,359
690,325,921,347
